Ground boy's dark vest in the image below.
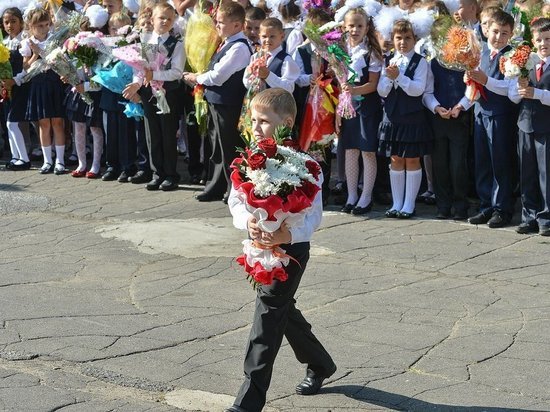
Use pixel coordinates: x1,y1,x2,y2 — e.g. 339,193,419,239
161,35,181,91
518,65,550,133
476,46,518,116
282,27,305,53
431,58,466,109
267,49,288,80
204,38,251,105
383,53,424,121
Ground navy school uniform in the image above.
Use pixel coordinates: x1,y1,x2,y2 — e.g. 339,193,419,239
512,61,550,229
4,39,30,124
340,50,382,153
26,69,66,121
473,46,519,217
65,89,103,128
378,52,432,158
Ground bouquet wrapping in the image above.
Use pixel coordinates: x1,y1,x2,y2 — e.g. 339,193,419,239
0,39,13,102
64,31,111,70
299,75,338,152
431,17,483,101
230,127,322,288
499,43,539,79
112,42,170,114
185,2,220,135
239,49,269,138
303,21,357,119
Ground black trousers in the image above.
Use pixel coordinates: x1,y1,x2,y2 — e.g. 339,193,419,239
431,112,470,213
103,110,137,173
182,85,206,178
204,102,243,197
233,242,335,412
140,86,180,181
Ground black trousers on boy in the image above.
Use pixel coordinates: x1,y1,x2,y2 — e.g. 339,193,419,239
140,86,180,182
232,242,335,412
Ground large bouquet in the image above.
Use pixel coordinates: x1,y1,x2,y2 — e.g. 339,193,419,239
499,43,539,79
64,31,109,70
303,21,357,119
231,127,322,288
431,16,482,101
185,1,220,135
112,40,171,114
239,49,269,138
0,35,13,102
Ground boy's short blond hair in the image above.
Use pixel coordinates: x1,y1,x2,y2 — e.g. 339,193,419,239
260,17,284,32
218,2,246,23
152,1,176,15
251,88,297,122
109,11,131,27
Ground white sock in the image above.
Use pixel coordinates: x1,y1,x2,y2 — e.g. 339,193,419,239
345,149,360,205
402,168,422,214
55,145,65,165
41,145,53,166
7,121,29,162
356,152,377,208
90,126,104,174
74,122,87,171
389,169,406,211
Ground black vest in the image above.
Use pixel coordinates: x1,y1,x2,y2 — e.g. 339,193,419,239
356,52,382,116
162,35,181,91
518,64,550,133
383,53,424,121
476,46,518,116
9,48,23,76
267,49,288,80
431,58,466,109
204,38,251,105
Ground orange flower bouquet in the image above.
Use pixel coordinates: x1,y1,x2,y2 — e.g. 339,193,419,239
499,43,539,79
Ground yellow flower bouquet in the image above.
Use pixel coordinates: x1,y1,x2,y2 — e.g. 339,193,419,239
0,35,14,101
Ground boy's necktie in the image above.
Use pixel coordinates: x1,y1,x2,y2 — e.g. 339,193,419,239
490,50,497,60
536,62,545,82
216,41,225,53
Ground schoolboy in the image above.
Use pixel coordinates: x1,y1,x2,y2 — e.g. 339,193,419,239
183,2,252,202
226,88,336,412
509,17,550,236
463,10,518,228
455,0,484,40
243,17,300,93
244,7,266,50
123,2,185,191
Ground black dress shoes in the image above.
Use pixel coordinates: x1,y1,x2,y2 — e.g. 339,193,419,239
351,202,372,215
516,222,538,234
397,210,415,219
385,209,399,218
117,171,130,183
146,178,163,191
436,209,451,219
129,170,152,184
487,210,511,228
160,178,179,191
468,211,491,225
340,203,354,213
102,169,119,181
539,226,550,236
453,210,468,221
195,191,223,202
6,160,31,170
295,364,337,396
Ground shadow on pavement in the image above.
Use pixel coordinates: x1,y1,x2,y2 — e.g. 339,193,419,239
0,183,24,192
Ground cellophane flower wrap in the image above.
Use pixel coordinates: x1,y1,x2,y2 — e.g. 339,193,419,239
112,39,170,114
238,49,269,138
0,35,13,102
303,20,357,119
64,31,109,70
499,43,539,79
431,16,482,102
185,1,220,135
230,126,322,288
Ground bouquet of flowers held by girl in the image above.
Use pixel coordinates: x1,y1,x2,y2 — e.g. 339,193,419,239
64,31,112,70
431,15,483,101
303,20,358,119
231,126,322,288
0,34,13,102
185,0,220,135
239,49,269,137
112,37,171,114
499,43,539,79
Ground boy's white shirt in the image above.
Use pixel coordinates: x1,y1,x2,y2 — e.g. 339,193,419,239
15,36,50,85
509,55,550,106
422,63,473,112
132,31,186,85
196,31,251,86
242,45,300,93
377,49,428,98
285,27,303,56
228,171,324,244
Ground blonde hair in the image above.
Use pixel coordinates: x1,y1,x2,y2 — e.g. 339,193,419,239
109,11,131,26
25,7,50,28
251,88,297,122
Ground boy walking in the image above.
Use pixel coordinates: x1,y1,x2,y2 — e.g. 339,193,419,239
226,88,336,412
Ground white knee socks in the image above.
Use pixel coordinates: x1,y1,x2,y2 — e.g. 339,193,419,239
389,169,405,211
7,121,29,163
402,169,422,214
357,152,377,208
345,149,360,205
74,122,87,171
90,126,104,174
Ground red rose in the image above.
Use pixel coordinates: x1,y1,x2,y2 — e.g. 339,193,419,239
282,138,300,151
257,137,278,158
299,180,319,199
305,160,321,180
271,267,288,282
252,262,273,285
247,151,267,170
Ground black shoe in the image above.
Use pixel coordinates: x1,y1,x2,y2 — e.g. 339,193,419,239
468,211,491,225
516,222,538,234
8,161,31,170
146,178,162,191
39,163,54,174
117,171,130,183
351,202,372,215
101,169,119,181
453,210,468,221
539,226,550,236
195,191,223,202
222,192,229,204
160,178,179,191
224,407,242,412
189,174,201,185
487,211,511,228
340,203,354,214
295,364,337,396
385,209,399,218
129,170,152,184
436,209,451,219
397,210,415,219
